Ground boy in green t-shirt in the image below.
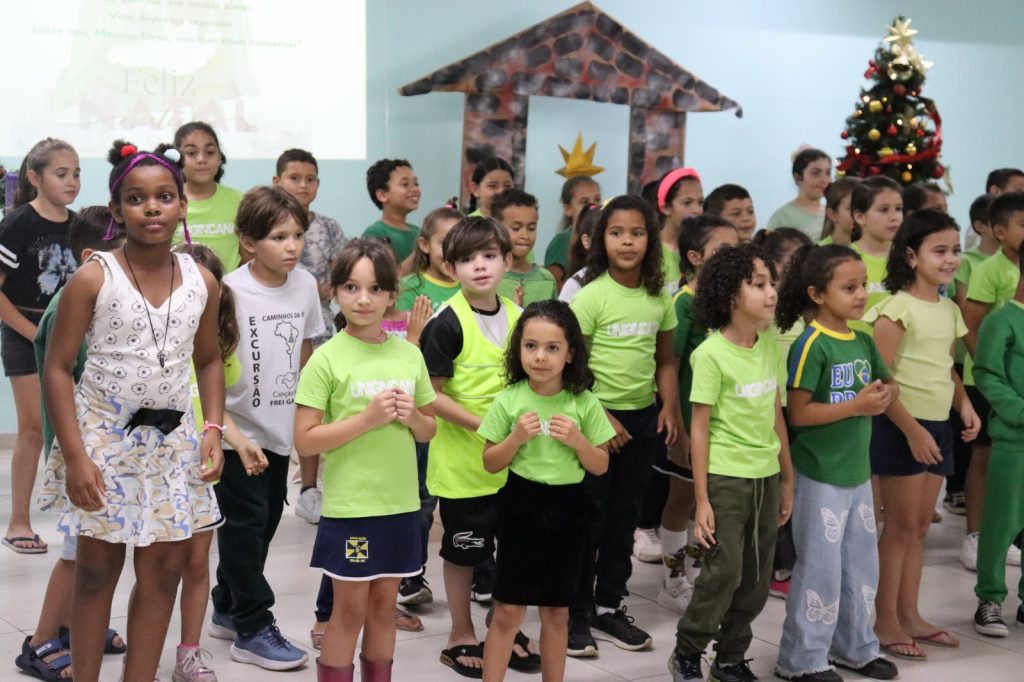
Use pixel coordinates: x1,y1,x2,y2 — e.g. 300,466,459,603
961,192,1024,571
493,189,557,306
363,158,421,275
17,207,125,678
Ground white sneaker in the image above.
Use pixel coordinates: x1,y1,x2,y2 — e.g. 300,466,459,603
960,532,979,571
657,577,694,614
633,528,661,564
295,487,322,525
1007,543,1022,567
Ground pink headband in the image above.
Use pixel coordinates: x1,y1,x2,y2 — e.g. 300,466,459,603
106,151,191,243
657,168,702,209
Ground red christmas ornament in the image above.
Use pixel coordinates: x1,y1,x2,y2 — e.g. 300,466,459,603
840,131,849,139
869,166,881,175
885,106,892,113
887,125,898,135
893,84,907,96
846,145,856,154
915,129,925,137
932,165,945,179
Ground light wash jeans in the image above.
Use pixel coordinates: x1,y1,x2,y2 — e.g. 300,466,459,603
776,472,880,677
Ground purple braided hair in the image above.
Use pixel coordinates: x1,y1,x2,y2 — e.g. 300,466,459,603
105,152,191,243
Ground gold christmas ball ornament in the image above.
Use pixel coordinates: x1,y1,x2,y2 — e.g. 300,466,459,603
854,109,864,118
905,143,917,155
910,117,919,128
902,171,913,183
835,170,846,178
867,129,882,141
868,100,884,113
879,147,895,157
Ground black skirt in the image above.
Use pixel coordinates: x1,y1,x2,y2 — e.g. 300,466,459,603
492,471,593,607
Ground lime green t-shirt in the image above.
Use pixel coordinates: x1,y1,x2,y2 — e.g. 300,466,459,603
863,290,966,421
662,242,682,294
850,243,891,334
690,331,781,479
818,235,835,246
964,249,1020,385
477,382,615,485
954,248,991,374
189,354,242,425
295,331,435,518
397,272,460,312
363,221,421,263
544,229,572,270
177,185,243,272
787,321,890,486
767,319,804,408
498,265,558,306
570,272,676,410
673,285,707,429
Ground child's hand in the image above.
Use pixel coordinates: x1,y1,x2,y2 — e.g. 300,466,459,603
394,389,419,428
200,431,225,481
514,284,524,307
606,412,632,453
67,458,106,512
657,403,682,446
694,500,716,548
958,397,981,443
778,481,794,527
667,429,690,468
512,411,542,445
907,423,943,465
548,414,584,450
364,389,399,428
852,380,891,416
406,296,433,345
235,437,268,477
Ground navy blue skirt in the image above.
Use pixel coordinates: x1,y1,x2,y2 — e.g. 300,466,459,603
310,511,421,581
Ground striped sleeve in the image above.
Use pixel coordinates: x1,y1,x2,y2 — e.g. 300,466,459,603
0,242,19,270
787,326,822,389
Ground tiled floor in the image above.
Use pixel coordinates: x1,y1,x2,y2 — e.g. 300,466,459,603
0,449,1020,680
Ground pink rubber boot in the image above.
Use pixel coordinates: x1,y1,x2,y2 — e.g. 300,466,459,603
316,657,354,682
359,654,393,682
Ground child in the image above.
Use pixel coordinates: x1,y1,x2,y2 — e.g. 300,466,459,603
850,176,904,333
986,168,1024,195
903,182,948,215
558,204,602,304
295,238,436,682
774,243,898,682
545,176,602,288
467,157,515,217
363,158,421,274
656,215,739,615
209,186,323,671
669,242,793,682
704,183,757,242
960,191,1024,571
0,137,79,555
16,207,124,682
39,142,224,682
417,216,527,677
819,177,861,246
656,168,704,294
766,147,831,239
479,300,614,682
493,189,557,305
954,195,999,310
972,246,1024,637
864,209,979,660
568,195,681,657
272,147,346,526
174,121,244,272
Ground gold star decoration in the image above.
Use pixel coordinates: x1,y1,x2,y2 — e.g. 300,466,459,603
556,132,604,178
884,17,918,47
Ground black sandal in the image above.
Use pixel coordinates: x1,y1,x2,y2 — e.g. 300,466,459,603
59,625,127,654
14,636,72,681
508,631,542,672
440,643,484,679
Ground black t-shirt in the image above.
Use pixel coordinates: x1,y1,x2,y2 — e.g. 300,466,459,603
0,204,77,309
419,302,507,378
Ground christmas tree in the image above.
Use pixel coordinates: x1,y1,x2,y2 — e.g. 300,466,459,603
836,17,945,185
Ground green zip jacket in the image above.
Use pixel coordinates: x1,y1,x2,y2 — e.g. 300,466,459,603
975,300,1024,443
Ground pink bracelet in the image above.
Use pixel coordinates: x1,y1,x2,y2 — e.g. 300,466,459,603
203,421,226,435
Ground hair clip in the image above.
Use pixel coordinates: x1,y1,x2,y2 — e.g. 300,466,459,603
120,144,138,158
164,148,181,163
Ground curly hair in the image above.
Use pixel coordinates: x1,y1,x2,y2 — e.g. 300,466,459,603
365,158,412,210
582,195,664,295
503,301,594,394
775,244,861,332
695,242,777,330
884,208,960,293
172,243,239,361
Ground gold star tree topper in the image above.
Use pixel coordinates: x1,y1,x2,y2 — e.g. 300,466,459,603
556,133,604,178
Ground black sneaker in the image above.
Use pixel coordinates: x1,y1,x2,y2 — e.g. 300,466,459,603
774,668,841,681
975,599,1009,637
591,606,652,651
566,612,598,658
830,656,898,680
668,650,703,681
397,573,433,606
471,559,494,603
709,658,757,682
943,492,966,515
1018,602,1024,628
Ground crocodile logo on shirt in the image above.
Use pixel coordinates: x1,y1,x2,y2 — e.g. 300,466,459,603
452,531,485,549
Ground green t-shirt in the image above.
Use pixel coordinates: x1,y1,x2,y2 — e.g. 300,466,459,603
477,381,615,485
498,265,558,306
786,321,891,486
967,249,1019,308
177,185,243,272
396,272,460,311
34,290,86,459
570,272,676,410
766,202,825,240
850,243,891,334
363,220,421,263
662,242,682,294
863,291,966,421
954,248,992,375
690,331,781,479
544,229,571,270
818,235,835,246
673,285,707,428
767,319,804,407
295,331,436,518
